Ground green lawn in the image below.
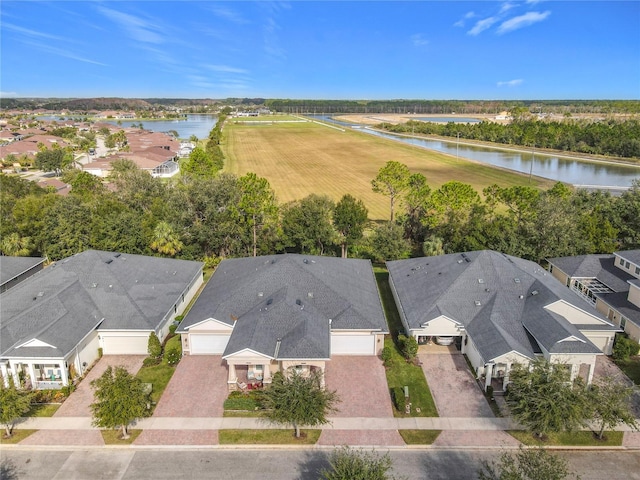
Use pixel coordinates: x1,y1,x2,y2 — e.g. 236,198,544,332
26,403,60,417
508,430,624,446
219,429,321,444
135,335,182,407
0,429,36,444
615,356,640,384
374,267,438,417
101,429,143,445
399,429,442,444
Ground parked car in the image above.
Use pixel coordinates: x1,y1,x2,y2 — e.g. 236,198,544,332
436,336,454,346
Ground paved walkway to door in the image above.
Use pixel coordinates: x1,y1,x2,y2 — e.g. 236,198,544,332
419,352,494,418
55,355,146,417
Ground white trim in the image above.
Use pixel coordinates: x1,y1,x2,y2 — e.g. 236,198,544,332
223,347,273,360
15,338,56,349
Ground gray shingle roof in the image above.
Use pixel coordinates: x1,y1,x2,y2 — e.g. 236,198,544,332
548,253,637,292
1,250,203,359
387,251,614,363
181,254,387,359
616,250,640,266
1,256,45,287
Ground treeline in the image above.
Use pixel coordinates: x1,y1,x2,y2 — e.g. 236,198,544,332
380,118,640,159
180,114,227,176
265,99,640,115
1,159,638,265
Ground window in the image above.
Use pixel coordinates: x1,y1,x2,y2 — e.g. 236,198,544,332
625,261,630,269
635,266,640,275
619,258,625,266
621,317,627,329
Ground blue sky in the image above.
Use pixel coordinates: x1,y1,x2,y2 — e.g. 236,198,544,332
2,1,639,99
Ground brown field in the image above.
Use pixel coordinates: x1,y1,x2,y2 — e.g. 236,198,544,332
223,120,554,220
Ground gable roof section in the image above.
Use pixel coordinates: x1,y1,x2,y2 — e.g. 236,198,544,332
183,254,386,360
548,254,635,292
615,249,640,266
1,250,203,359
387,251,614,363
0,256,46,289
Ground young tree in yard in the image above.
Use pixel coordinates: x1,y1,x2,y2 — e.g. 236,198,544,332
320,446,400,480
262,369,339,438
371,161,411,222
0,379,32,438
588,376,638,440
478,447,578,480
333,194,368,258
90,366,150,439
147,332,162,359
238,173,279,257
506,359,589,439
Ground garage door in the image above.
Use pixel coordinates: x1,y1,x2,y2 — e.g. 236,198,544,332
331,334,375,355
190,334,231,354
102,336,148,355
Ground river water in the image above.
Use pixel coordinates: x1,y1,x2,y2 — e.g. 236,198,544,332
311,115,640,189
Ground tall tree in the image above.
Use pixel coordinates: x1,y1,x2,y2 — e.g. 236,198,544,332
281,194,336,255
180,146,216,178
588,376,638,440
90,366,150,439
0,232,31,256
261,369,339,438
0,379,33,438
34,148,69,174
506,359,589,439
150,221,183,257
238,173,279,257
401,172,431,245
333,194,368,258
368,222,412,263
478,447,578,480
320,446,399,480
371,161,411,222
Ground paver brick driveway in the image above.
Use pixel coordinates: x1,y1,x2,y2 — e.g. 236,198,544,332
55,355,146,417
151,355,228,417
419,352,494,418
323,356,393,417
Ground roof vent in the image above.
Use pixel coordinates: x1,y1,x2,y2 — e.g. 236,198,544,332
271,259,276,264
267,298,273,305
105,259,113,264
531,290,539,296
114,253,121,258
303,259,309,264
478,278,484,284
519,295,524,299
457,259,463,264
474,300,481,306
37,291,44,297
258,292,264,297
308,292,313,298
485,288,490,292
92,283,98,288
514,278,521,284
296,299,302,306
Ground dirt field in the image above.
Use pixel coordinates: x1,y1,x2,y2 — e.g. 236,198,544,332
223,120,553,221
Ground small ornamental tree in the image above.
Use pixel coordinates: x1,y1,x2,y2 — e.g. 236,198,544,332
147,332,162,359
320,446,400,480
262,368,339,438
397,334,418,361
478,447,579,480
90,366,150,439
588,376,639,440
0,378,33,438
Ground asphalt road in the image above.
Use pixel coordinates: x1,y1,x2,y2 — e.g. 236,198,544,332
1,448,639,480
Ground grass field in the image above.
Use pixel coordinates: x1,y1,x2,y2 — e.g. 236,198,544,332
223,120,554,220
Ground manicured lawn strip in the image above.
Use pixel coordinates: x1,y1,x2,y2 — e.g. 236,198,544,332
219,429,320,444
615,356,640,384
507,430,623,446
223,120,554,221
0,430,37,444
26,403,61,417
222,410,266,418
135,344,180,407
101,429,142,445
399,429,442,444
374,268,438,417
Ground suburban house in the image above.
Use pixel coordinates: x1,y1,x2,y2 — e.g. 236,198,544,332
178,254,388,390
387,250,619,392
0,250,203,389
0,256,46,293
547,250,640,342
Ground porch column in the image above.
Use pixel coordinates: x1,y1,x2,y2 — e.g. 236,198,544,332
460,334,467,354
228,363,237,384
586,363,595,385
0,362,9,387
484,363,494,391
503,362,512,388
27,362,37,388
569,364,578,382
262,364,272,384
60,362,69,387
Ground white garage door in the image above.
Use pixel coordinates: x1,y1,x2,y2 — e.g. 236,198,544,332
331,334,375,355
190,334,231,354
102,336,148,355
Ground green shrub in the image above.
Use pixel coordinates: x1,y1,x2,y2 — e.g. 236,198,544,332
142,356,161,367
398,334,418,360
165,346,181,366
98,347,103,358
613,334,640,362
174,315,184,323
147,332,162,359
61,383,76,397
381,346,394,367
391,387,406,411
169,324,177,335
224,391,264,411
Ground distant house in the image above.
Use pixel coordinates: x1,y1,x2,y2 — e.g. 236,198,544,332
387,250,618,392
178,254,388,390
0,250,203,389
0,256,46,293
547,250,640,342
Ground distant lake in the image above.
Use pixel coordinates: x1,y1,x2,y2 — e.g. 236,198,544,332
37,114,218,139
415,116,481,123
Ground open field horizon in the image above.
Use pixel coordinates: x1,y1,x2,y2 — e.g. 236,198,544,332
223,119,555,220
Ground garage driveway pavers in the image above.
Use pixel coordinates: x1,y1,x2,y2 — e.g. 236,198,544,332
19,429,104,446
151,355,228,417
419,352,494,418
55,355,146,418
134,429,219,446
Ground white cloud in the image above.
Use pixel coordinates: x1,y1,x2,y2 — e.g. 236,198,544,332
3,22,66,41
500,2,516,14
97,6,163,44
206,5,249,25
454,11,475,27
411,34,429,47
468,17,499,36
22,40,108,66
204,64,249,74
497,79,524,87
0,91,18,97
498,11,551,34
